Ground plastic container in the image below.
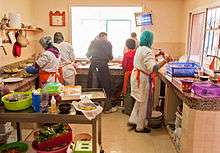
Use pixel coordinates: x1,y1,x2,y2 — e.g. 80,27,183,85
0,141,28,152
43,82,63,94
2,92,32,111
166,62,200,77
32,143,69,153
32,125,72,152
181,79,194,92
192,82,220,98
149,111,163,128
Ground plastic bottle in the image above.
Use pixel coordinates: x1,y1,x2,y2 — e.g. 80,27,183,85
41,91,49,113
50,96,57,114
32,90,41,112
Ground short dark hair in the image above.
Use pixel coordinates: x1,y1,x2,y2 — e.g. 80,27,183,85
131,32,137,38
98,32,107,38
126,39,136,49
54,32,64,44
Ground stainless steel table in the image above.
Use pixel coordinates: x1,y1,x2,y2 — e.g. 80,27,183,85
0,88,106,153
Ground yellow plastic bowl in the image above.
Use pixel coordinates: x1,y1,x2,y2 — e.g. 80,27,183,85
2,92,32,111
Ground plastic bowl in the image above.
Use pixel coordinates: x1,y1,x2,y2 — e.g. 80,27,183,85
199,76,209,81
181,79,194,92
74,133,92,143
32,143,69,153
58,103,71,114
1,92,32,111
0,141,28,153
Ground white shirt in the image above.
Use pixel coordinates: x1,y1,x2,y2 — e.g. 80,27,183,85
54,42,75,67
133,46,156,74
36,51,60,72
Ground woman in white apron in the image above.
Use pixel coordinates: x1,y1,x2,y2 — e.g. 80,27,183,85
35,36,62,87
128,31,172,133
53,32,76,85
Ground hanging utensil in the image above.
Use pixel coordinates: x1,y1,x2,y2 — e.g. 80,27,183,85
0,38,7,55
1,46,7,55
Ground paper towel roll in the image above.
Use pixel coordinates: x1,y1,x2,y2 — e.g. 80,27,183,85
8,13,21,28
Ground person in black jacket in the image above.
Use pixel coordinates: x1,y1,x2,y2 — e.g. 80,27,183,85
86,32,117,113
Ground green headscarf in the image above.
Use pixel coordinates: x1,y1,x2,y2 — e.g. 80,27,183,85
140,31,154,48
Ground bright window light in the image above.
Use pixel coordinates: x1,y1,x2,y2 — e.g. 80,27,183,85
71,6,142,58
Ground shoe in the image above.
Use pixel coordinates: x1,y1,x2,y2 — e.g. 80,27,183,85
135,128,151,133
104,107,118,114
127,122,136,127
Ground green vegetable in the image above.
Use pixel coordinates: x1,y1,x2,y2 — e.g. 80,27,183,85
34,123,69,143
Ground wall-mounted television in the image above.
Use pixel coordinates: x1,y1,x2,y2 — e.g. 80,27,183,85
134,12,153,26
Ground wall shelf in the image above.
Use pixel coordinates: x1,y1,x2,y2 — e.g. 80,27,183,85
1,27,43,44
4,27,43,32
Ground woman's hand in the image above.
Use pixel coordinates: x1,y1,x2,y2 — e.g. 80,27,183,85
164,54,173,63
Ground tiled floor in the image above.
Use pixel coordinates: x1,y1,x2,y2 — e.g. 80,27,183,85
8,112,176,153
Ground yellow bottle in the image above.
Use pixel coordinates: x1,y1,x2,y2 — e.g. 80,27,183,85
51,96,57,114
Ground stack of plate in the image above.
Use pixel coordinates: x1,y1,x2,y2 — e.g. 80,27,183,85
8,13,21,28
149,111,163,128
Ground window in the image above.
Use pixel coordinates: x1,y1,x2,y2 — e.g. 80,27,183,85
188,11,206,64
204,7,220,57
71,7,142,58
187,6,220,68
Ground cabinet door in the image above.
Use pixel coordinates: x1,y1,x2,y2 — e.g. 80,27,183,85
188,12,206,64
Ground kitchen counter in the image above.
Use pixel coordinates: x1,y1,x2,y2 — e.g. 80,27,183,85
76,63,123,76
157,67,220,153
158,68,220,111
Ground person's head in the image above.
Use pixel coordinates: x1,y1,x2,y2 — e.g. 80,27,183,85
130,32,137,39
98,32,108,40
140,31,154,48
54,32,64,44
39,36,53,50
126,39,136,50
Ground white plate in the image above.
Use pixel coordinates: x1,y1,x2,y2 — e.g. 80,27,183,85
3,77,23,83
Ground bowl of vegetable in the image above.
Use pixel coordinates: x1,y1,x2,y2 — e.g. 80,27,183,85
32,123,72,153
1,92,32,111
0,141,28,153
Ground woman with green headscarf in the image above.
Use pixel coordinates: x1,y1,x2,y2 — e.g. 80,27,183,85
128,31,171,133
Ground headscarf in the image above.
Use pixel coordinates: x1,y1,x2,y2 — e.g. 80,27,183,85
54,32,64,44
140,31,154,48
39,36,53,50
39,36,60,58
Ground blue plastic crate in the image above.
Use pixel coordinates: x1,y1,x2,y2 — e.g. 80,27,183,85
166,62,200,77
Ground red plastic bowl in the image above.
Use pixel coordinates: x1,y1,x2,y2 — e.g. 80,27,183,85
181,79,194,92
32,143,70,153
32,125,72,151
33,130,72,151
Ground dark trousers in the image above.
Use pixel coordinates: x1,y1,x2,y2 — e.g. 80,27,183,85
87,61,112,111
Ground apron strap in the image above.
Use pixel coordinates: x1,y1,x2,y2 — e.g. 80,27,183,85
134,68,149,88
123,71,132,96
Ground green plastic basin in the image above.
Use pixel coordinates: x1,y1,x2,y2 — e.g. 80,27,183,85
2,91,32,111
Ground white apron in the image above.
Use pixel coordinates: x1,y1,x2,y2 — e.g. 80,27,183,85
62,63,77,85
128,46,156,130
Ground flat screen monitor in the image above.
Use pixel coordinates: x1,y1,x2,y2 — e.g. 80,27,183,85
135,12,153,26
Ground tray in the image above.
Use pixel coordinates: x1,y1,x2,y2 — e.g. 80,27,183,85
3,77,23,83
166,62,199,77
192,82,220,98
